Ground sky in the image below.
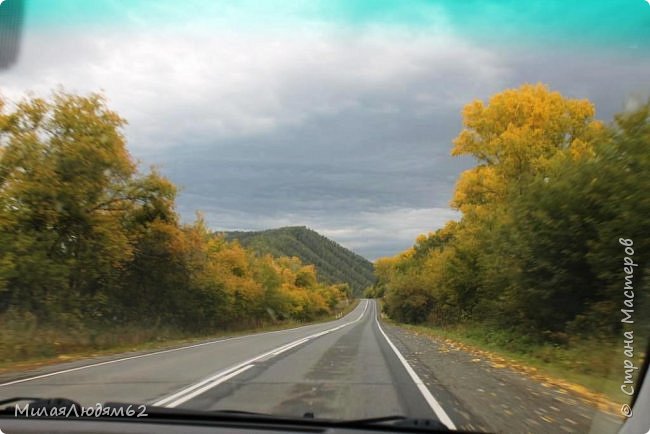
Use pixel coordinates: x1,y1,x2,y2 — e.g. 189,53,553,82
1,0,649,260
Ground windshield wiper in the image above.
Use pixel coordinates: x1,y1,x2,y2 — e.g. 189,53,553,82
343,415,409,424
0,397,82,414
0,397,81,409
342,415,449,430
0,397,44,408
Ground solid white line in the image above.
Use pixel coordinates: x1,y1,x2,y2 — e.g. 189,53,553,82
165,365,254,408
154,300,370,408
272,338,309,355
0,300,367,389
373,301,457,430
152,339,308,407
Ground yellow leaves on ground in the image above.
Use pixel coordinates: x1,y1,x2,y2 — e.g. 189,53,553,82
411,325,620,414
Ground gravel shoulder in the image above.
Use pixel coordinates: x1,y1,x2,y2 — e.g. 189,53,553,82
381,321,623,434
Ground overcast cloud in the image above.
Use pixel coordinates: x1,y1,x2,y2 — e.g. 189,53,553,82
1,1,648,259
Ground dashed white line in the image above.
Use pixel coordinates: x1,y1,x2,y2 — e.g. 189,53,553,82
154,300,369,408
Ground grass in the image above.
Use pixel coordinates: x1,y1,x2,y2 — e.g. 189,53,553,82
384,318,634,414
0,299,360,375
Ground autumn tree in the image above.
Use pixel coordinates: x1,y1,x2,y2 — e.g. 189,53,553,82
0,93,148,321
508,101,650,335
379,85,648,345
0,90,352,345
451,83,603,213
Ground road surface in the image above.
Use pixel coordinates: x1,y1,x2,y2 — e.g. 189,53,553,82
0,300,456,428
0,299,623,432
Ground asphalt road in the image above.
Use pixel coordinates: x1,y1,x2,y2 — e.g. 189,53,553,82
0,299,457,428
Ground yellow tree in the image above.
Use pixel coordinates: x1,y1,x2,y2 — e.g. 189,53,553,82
443,85,606,324
451,83,603,213
0,92,145,320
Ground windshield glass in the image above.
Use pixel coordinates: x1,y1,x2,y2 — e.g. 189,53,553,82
0,1,649,433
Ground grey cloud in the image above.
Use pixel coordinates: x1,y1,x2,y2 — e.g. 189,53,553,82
1,25,649,259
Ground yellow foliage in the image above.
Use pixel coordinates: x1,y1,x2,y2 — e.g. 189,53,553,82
451,165,504,212
451,83,601,212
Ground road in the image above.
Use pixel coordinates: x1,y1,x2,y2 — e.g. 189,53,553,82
0,300,457,428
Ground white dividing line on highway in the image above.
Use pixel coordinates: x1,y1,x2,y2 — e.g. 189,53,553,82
373,303,457,430
0,300,368,389
152,339,304,408
272,338,309,356
154,300,369,408
163,365,255,408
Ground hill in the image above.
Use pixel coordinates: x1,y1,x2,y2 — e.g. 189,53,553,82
223,226,375,296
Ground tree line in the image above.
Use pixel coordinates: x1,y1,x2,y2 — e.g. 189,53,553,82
372,84,649,345
225,226,376,296
0,92,350,335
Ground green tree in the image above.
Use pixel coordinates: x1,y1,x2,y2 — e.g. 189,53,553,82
0,93,140,321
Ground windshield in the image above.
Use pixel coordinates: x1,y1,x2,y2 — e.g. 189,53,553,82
0,1,649,433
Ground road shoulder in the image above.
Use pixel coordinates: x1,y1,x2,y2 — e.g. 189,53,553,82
380,320,622,433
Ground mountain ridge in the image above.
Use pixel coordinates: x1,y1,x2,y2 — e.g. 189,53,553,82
222,226,375,296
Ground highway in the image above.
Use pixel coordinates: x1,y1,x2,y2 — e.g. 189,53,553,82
0,299,456,428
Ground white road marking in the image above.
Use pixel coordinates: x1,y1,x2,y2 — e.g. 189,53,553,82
272,338,309,356
373,301,457,430
152,339,312,407
164,365,255,408
0,301,368,389
154,300,369,408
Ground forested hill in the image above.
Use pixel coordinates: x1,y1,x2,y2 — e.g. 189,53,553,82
224,226,375,295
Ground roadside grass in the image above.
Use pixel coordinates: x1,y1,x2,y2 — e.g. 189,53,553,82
0,299,360,375
385,319,631,413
